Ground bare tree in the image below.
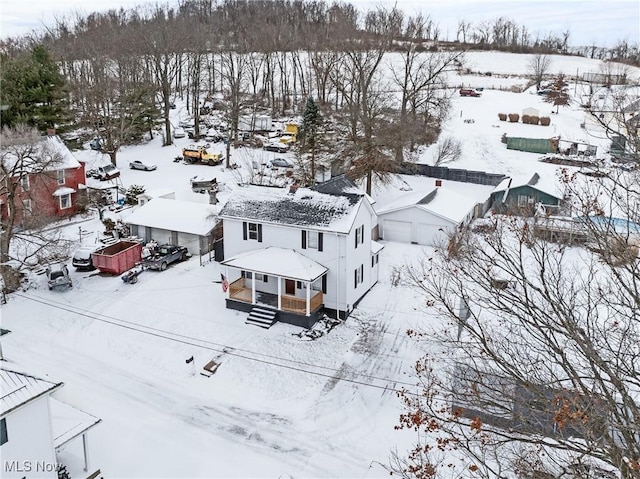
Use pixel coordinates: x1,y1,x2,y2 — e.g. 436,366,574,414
220,49,249,168
529,53,552,91
0,125,71,290
390,17,463,163
432,136,463,166
397,91,640,478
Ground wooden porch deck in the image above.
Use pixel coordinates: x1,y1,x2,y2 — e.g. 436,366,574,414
228,278,323,315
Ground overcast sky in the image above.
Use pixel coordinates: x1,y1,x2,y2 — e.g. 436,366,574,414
1,0,638,47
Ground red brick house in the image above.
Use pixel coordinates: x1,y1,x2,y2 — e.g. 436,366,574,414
1,135,86,226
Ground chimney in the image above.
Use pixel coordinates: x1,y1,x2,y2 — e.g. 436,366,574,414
288,183,299,195
208,189,218,205
46,128,56,136
435,179,442,187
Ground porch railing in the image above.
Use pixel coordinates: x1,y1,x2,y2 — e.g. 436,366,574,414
281,291,323,315
228,279,323,316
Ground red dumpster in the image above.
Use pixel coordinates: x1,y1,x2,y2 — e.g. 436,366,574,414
91,241,142,275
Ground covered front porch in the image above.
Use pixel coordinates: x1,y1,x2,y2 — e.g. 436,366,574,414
221,247,327,327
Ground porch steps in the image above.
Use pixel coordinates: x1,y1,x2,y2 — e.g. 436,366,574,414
246,306,278,329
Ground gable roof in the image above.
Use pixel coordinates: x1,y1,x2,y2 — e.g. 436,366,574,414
125,197,218,236
221,247,327,282
1,368,63,416
219,185,364,234
493,173,562,200
1,135,81,173
376,187,477,224
311,175,362,196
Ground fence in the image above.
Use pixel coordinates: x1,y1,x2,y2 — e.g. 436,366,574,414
397,163,506,186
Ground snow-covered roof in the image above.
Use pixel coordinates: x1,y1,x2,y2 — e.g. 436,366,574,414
125,197,218,236
371,240,385,254
1,368,62,416
221,247,327,282
52,187,77,197
493,173,562,200
376,187,478,224
50,398,102,448
1,135,81,172
219,185,364,234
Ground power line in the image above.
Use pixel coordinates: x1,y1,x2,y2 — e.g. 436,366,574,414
13,292,422,394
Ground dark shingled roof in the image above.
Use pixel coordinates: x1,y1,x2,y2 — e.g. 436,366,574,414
311,175,362,196
220,186,362,232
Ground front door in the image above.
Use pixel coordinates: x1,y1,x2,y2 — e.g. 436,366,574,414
285,279,295,295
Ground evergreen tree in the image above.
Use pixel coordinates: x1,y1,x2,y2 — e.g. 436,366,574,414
300,97,322,184
0,45,68,131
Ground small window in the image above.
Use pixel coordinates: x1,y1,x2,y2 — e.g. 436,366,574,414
57,169,65,185
20,176,29,191
354,225,365,248
59,194,71,210
22,199,32,214
244,222,262,242
255,273,268,282
354,264,364,288
0,418,7,445
307,231,319,249
517,195,534,207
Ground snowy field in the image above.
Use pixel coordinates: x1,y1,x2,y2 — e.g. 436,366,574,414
1,51,635,477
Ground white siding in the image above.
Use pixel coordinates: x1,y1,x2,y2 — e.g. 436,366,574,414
222,197,379,316
379,207,457,246
1,397,57,479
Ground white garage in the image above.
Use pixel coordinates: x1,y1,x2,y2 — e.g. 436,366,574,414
376,187,478,246
382,219,411,243
125,197,219,257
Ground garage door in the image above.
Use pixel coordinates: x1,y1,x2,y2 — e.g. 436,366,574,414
417,223,446,246
383,219,412,243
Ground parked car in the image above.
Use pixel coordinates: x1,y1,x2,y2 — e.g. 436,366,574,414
179,118,195,128
72,248,97,270
204,128,223,142
267,158,294,168
264,141,290,153
96,164,121,181
129,160,157,171
459,88,481,97
142,244,189,271
174,127,186,138
46,264,73,290
89,137,104,151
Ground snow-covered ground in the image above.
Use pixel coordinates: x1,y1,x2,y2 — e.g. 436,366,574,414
2,51,633,477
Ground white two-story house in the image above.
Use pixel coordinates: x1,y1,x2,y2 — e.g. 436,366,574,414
219,184,383,328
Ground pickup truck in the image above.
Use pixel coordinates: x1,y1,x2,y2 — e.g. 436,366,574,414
142,244,189,271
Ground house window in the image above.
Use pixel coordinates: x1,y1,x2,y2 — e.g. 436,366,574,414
0,418,7,445
517,195,534,207
354,264,364,288
311,275,327,294
22,199,32,215
307,231,318,249
59,194,71,210
243,222,262,242
354,225,364,248
296,281,303,289
57,169,65,185
20,176,29,191
371,254,378,267
255,273,268,282
301,230,323,251
241,271,253,280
